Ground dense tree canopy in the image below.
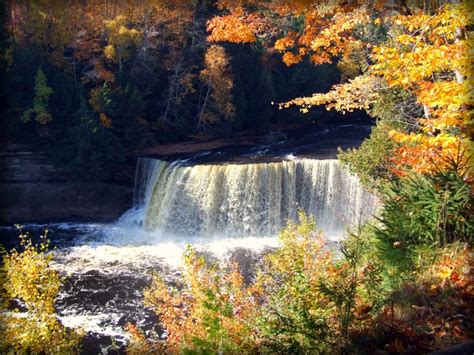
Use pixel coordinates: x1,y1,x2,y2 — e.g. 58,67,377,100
3,0,347,178
207,0,472,178
1,1,473,353
4,0,470,180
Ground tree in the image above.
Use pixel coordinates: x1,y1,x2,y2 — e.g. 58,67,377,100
197,45,235,130
104,15,142,72
21,67,53,125
207,1,472,177
0,230,83,353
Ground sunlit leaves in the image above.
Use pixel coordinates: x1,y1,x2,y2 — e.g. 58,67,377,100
280,75,384,114
273,1,472,176
207,7,259,44
198,45,236,126
0,229,82,353
141,245,257,353
103,15,142,66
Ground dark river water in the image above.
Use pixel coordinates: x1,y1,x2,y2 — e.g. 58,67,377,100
0,222,280,353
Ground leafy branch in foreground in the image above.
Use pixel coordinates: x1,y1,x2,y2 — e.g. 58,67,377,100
129,213,388,353
0,227,83,354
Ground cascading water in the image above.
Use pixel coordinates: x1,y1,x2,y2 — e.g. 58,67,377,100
0,156,377,351
126,157,377,237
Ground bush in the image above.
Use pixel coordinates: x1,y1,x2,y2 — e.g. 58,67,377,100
141,245,258,354
134,213,387,354
338,122,398,190
373,170,473,253
0,228,82,353
351,242,474,353
338,86,421,190
131,205,473,353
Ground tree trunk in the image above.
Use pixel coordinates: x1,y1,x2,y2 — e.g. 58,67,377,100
197,76,212,131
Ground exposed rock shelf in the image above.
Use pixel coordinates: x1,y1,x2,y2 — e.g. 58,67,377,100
0,143,132,224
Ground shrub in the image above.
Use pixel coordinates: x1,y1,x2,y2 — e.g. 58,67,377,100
373,170,473,254
130,206,472,354
338,87,421,190
338,122,398,190
141,245,258,354
0,227,82,354
253,213,387,353
351,242,474,353
135,213,386,354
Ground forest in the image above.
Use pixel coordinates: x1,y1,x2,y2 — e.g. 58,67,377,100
0,0,473,354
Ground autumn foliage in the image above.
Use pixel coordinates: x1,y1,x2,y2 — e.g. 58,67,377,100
129,211,473,353
208,0,473,177
0,229,83,353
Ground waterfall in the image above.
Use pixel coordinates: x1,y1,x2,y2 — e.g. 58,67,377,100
32,157,377,340
128,158,377,237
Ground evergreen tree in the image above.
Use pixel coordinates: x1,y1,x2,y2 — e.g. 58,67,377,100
21,67,53,125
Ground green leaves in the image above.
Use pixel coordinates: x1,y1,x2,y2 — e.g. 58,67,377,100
21,67,53,125
374,170,473,250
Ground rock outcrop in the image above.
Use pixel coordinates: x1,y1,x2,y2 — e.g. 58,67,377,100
0,143,133,224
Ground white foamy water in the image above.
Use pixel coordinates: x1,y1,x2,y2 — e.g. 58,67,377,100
129,158,378,237
1,156,378,350
43,223,281,344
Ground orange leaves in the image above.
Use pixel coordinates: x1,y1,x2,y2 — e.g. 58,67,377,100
387,136,470,177
207,7,259,44
274,33,296,51
207,3,369,67
428,245,473,289
143,245,258,353
274,1,472,177
281,51,303,66
274,32,303,65
277,6,370,66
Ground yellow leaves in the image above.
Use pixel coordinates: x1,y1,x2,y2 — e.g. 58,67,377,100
143,243,258,353
199,45,236,122
104,44,115,60
280,75,383,113
417,81,469,109
103,15,142,63
360,4,472,175
0,231,83,353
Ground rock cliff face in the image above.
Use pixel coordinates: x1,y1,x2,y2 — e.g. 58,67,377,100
0,144,133,224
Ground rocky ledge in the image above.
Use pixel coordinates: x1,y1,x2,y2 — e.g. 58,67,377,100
0,143,133,224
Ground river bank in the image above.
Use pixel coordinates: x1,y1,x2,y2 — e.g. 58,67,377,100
0,143,133,224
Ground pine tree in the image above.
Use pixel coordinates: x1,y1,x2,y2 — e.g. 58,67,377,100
21,67,53,124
